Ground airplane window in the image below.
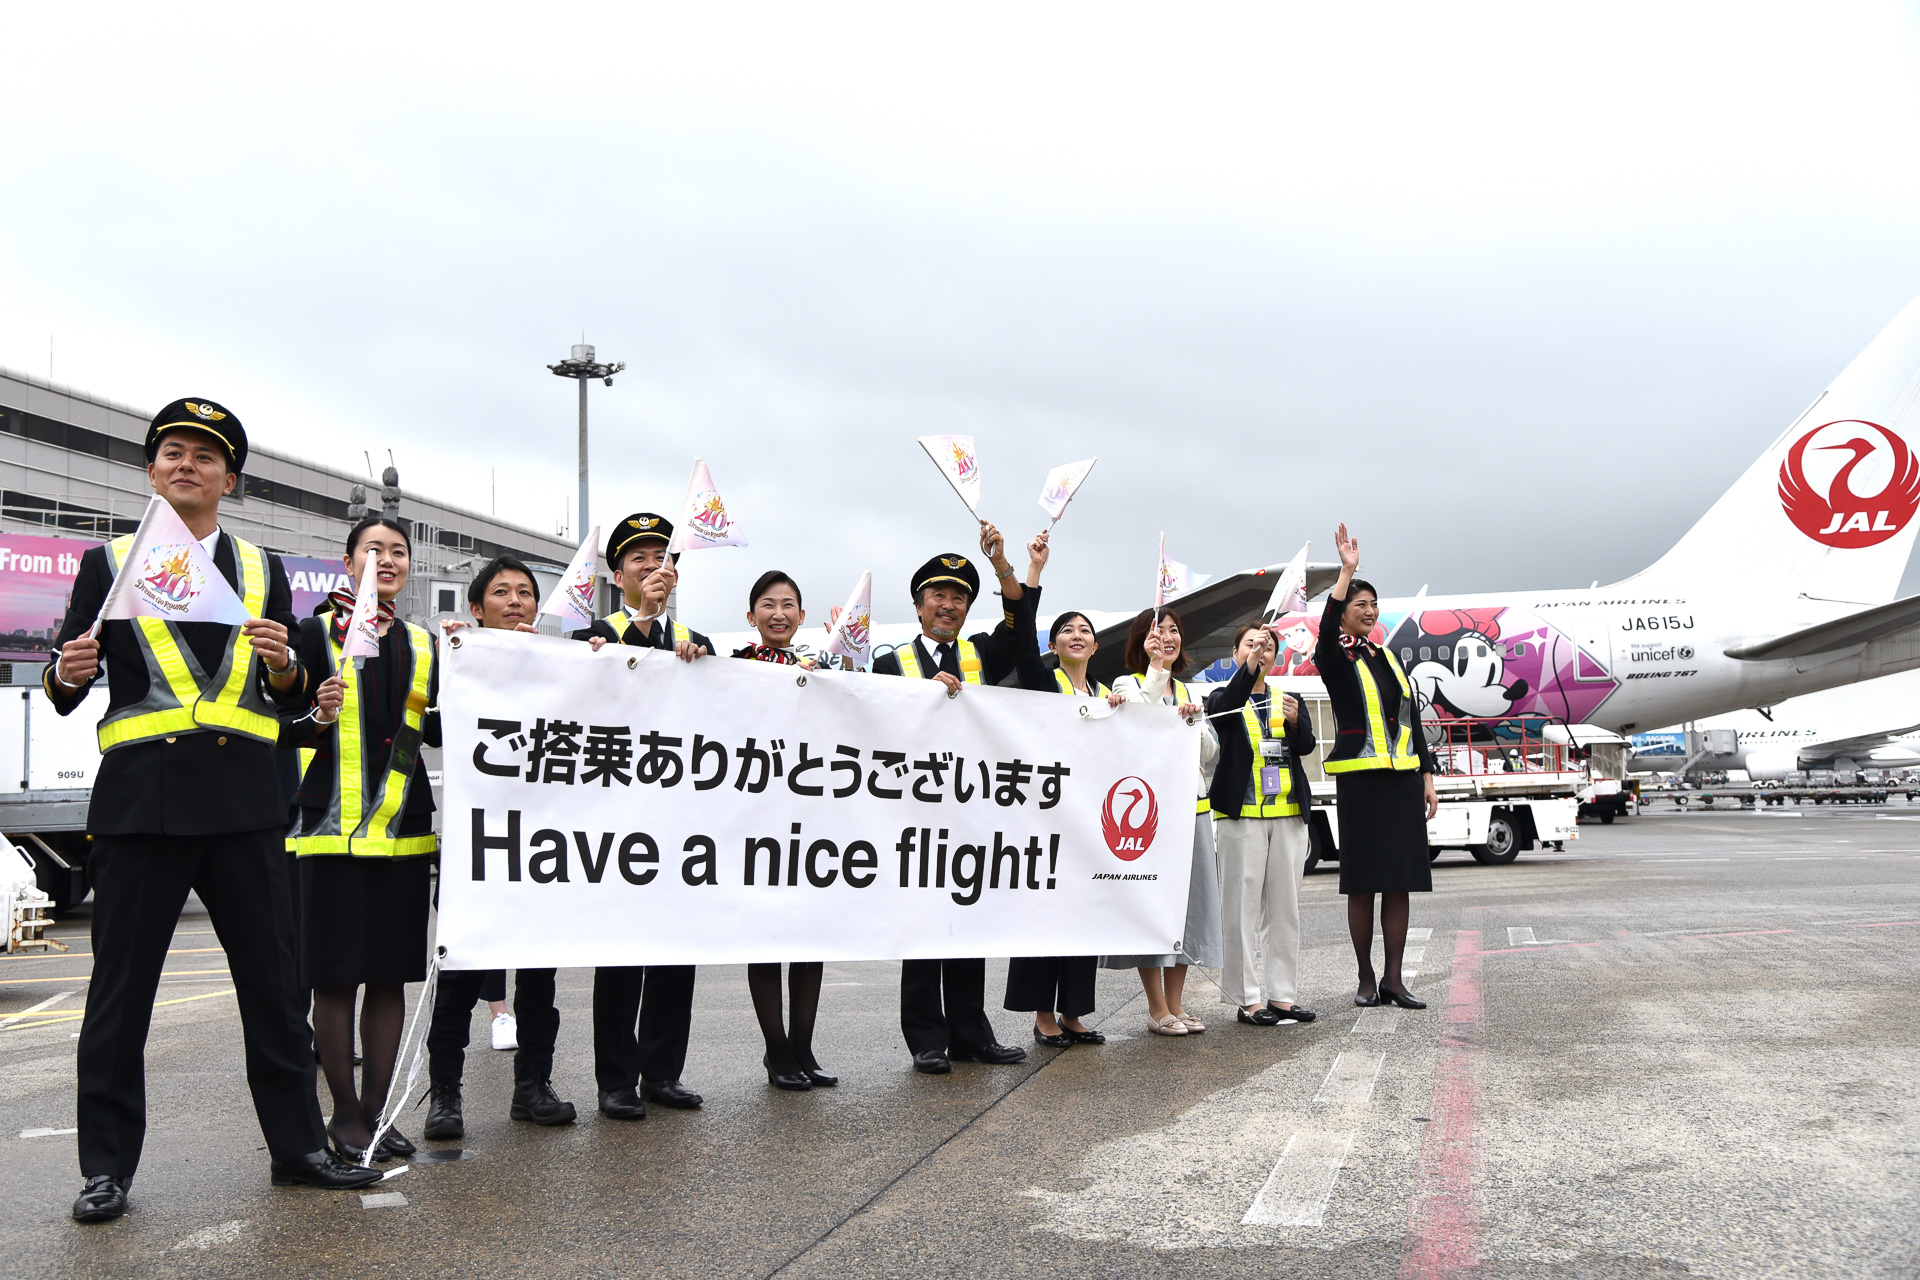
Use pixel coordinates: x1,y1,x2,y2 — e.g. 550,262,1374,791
1419,646,1432,661
1401,647,1414,662
1438,646,1451,660
1476,643,1488,658
1455,648,1469,676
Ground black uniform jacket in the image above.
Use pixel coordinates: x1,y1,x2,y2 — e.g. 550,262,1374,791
281,614,442,832
871,588,1034,684
571,611,715,655
1204,659,1318,818
1312,590,1437,775
46,534,304,835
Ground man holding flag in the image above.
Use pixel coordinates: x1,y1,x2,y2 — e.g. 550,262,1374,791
48,399,381,1222
575,513,713,1118
872,522,1037,1075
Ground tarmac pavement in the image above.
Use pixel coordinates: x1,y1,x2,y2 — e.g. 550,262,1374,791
1,800,1916,1279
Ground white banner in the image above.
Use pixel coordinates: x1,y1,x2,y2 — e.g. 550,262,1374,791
436,628,1199,969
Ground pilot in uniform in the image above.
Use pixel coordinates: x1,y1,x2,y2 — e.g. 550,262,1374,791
574,513,713,1117
871,531,1036,1075
48,399,383,1222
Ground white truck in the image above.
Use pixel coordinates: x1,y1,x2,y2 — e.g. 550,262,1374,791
0,682,105,914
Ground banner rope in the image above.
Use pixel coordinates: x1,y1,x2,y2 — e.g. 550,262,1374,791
362,945,442,1168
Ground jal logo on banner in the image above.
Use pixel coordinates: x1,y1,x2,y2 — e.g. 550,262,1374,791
134,544,208,615
1101,776,1159,861
1778,419,1920,548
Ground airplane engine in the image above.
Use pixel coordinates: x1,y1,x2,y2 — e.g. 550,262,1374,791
1743,745,1804,781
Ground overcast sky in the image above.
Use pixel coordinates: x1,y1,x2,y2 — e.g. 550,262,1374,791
5,1,1920,660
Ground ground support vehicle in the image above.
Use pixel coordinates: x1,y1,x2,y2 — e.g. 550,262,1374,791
0,680,101,913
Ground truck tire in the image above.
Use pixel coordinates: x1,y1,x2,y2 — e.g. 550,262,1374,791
1471,815,1520,865
1600,811,1615,825
1429,845,1442,862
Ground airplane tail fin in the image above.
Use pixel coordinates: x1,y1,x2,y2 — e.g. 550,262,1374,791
1633,297,1920,609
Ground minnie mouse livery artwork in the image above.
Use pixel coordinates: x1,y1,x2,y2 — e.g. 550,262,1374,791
1206,297,1920,735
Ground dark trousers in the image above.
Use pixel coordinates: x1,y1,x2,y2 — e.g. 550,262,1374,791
591,965,695,1093
428,968,559,1085
900,958,997,1056
1003,956,1097,1018
78,830,325,1180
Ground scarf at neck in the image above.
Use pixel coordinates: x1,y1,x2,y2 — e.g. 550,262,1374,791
326,588,396,645
1338,631,1375,660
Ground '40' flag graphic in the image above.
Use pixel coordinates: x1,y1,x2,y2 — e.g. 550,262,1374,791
97,495,250,626
670,460,747,553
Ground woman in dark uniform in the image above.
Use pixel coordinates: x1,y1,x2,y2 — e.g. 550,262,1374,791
732,570,837,1091
286,515,439,1159
1314,524,1438,1010
1003,532,1112,1048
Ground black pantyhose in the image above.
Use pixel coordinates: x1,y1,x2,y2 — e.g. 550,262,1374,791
313,982,405,1145
1347,892,1413,996
748,962,825,1074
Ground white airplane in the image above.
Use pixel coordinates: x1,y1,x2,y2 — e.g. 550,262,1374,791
708,297,1920,738
1628,721,1920,779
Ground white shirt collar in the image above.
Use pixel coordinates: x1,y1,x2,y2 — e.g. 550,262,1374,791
199,527,221,557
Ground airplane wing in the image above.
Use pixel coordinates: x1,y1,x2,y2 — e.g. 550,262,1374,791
1789,721,1920,763
1724,593,1920,660
1086,561,1343,686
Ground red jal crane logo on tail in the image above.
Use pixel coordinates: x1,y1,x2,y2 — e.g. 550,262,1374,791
1779,420,1920,549
1101,776,1159,861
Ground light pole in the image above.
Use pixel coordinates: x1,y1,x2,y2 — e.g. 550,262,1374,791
546,342,625,541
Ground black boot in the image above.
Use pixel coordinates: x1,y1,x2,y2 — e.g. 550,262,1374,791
510,1078,578,1126
423,1079,464,1141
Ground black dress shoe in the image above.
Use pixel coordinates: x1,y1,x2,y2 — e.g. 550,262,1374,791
326,1120,380,1164
949,1041,1028,1064
598,1088,647,1120
912,1050,952,1074
1237,1006,1282,1026
1379,985,1427,1010
72,1175,128,1222
1354,985,1382,1007
376,1126,416,1160
423,1079,464,1141
796,1053,838,1087
1033,1025,1072,1048
511,1078,579,1125
1269,1004,1317,1023
270,1149,384,1189
1063,1026,1107,1045
641,1079,704,1109
765,1052,813,1091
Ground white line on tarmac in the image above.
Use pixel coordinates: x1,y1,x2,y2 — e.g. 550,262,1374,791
1311,1052,1386,1107
1405,947,1426,963
20,1127,76,1139
1241,1131,1357,1227
1507,927,1537,946
0,991,74,1028
1404,969,1420,980
1352,1008,1401,1034
360,1192,408,1208
1408,928,1433,941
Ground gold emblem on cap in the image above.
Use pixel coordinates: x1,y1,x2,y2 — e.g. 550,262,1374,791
183,401,227,422
638,517,658,528
940,556,966,569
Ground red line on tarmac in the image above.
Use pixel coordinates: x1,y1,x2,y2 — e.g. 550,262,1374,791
1677,929,1798,939
1401,929,1483,1279
1853,921,1920,928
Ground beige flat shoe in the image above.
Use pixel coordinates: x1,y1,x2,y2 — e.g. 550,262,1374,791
1175,1013,1206,1033
1148,1014,1189,1036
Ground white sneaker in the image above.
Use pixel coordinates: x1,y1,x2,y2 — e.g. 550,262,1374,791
490,1012,518,1051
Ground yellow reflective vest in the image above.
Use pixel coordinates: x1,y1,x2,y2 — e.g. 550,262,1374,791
95,533,278,753
1052,668,1110,698
290,622,437,857
1217,695,1302,818
604,611,691,646
1323,646,1423,774
894,636,982,683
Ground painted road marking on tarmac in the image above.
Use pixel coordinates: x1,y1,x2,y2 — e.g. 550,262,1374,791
1507,927,1537,946
1854,920,1920,928
1311,1051,1386,1106
1241,1131,1357,1227
0,991,75,1028
1679,929,1798,940
1404,947,1426,963
1401,929,1484,1279
1352,1008,1401,1034
360,1192,408,1209
1,987,236,1032
1407,928,1433,941
20,1127,76,1139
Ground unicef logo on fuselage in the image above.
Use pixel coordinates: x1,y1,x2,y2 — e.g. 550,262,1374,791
1101,776,1159,861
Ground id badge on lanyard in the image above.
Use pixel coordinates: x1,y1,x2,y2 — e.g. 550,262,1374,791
1260,730,1288,795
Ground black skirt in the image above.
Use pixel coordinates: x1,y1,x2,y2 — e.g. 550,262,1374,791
1336,770,1433,895
297,843,432,988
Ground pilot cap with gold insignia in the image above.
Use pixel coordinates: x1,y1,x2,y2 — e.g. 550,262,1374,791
145,397,247,473
910,552,979,602
606,513,675,569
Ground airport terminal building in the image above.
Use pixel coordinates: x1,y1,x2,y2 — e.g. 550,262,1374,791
0,367,583,671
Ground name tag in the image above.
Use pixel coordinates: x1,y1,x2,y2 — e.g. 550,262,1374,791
1261,765,1286,794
